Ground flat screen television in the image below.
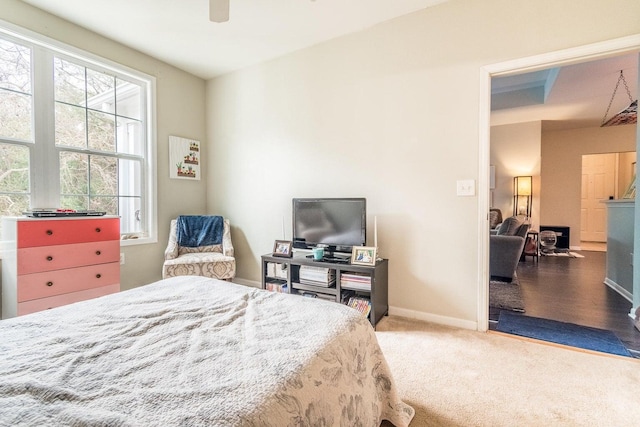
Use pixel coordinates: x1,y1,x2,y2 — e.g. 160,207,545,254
292,198,366,255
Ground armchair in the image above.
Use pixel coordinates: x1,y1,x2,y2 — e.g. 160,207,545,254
162,216,236,280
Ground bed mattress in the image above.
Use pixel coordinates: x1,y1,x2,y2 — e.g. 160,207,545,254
0,276,413,426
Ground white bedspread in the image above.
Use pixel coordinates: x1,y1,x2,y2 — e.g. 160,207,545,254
0,276,414,426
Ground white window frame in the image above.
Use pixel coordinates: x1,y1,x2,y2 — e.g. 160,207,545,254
0,20,157,247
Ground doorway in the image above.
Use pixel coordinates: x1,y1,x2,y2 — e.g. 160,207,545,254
479,35,640,334
581,152,636,249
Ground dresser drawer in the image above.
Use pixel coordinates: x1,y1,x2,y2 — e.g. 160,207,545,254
18,240,120,275
17,262,120,302
17,218,120,248
17,284,120,316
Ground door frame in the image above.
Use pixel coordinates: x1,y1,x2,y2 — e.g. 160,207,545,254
477,34,640,331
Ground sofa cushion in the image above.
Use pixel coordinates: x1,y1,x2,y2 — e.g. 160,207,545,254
490,235,526,282
514,223,530,238
497,216,522,236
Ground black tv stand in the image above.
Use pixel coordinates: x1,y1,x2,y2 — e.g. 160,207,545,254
262,253,389,327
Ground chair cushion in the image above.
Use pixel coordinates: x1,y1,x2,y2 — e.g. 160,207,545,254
163,252,236,280
164,252,233,265
496,216,523,236
178,244,223,255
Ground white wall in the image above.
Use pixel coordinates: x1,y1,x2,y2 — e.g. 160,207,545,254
0,1,208,290
541,125,637,247
206,0,640,328
491,122,542,230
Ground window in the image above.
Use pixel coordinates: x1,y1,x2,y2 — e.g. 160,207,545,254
0,24,156,244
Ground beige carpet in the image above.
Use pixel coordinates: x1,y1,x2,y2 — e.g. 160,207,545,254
376,316,640,427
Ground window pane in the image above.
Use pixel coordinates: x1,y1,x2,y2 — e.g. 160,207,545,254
60,151,88,195
90,196,117,215
88,110,115,152
90,155,117,196
1,30,152,243
116,117,143,155
55,102,86,148
0,90,32,141
119,196,142,234
0,194,29,217
116,79,141,120
86,68,115,113
0,143,29,192
0,39,31,93
54,57,85,105
118,158,141,196
60,195,88,211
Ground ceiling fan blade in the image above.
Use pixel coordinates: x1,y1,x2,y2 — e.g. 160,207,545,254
210,0,230,23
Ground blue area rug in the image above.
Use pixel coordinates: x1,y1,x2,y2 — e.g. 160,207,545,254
496,311,632,357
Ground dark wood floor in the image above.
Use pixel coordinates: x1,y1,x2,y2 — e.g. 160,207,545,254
490,250,640,356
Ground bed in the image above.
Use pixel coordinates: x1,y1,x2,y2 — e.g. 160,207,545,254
0,276,414,426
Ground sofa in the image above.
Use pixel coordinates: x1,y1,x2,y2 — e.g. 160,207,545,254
490,216,529,282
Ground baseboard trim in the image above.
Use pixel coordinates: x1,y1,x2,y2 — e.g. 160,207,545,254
233,277,261,288
390,306,477,330
238,278,479,331
603,277,632,303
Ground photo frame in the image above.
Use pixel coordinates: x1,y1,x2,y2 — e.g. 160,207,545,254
623,175,636,199
272,240,293,257
351,246,377,266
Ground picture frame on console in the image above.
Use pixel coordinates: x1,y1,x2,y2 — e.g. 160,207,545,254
351,246,377,266
273,240,293,257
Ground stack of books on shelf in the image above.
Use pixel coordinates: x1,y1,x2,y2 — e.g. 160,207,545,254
266,262,288,279
340,272,371,291
346,296,371,318
299,265,336,287
266,281,288,293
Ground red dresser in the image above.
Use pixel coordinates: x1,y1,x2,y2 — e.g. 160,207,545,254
2,216,120,318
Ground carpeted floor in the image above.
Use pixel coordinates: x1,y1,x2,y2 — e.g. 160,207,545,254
376,315,640,427
489,279,525,312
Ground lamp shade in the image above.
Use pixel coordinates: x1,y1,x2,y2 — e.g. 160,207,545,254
515,176,532,196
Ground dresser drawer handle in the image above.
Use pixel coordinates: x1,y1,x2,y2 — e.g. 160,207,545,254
46,230,53,235
46,256,53,261
95,250,101,256
95,227,101,233
96,274,102,279
46,281,53,287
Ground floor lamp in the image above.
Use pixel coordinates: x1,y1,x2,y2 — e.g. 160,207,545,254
514,176,532,219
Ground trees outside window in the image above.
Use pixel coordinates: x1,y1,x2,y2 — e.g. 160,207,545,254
0,27,155,241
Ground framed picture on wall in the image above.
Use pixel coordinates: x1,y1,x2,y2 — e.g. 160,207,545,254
623,175,636,199
169,136,201,180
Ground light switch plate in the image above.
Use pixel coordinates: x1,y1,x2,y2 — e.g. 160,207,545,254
456,179,476,196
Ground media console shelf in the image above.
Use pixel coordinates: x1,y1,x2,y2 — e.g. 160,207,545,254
261,253,389,327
